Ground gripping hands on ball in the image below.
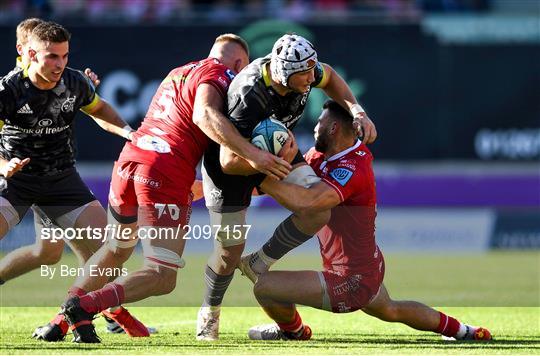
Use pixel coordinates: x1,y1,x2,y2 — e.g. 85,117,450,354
249,118,296,180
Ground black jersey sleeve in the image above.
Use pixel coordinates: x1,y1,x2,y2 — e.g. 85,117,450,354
312,62,327,89
75,70,98,109
0,76,15,120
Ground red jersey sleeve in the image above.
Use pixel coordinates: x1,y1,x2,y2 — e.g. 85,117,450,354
198,63,235,99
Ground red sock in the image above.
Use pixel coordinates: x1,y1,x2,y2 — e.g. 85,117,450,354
277,310,303,333
78,283,125,314
436,312,461,337
68,286,86,298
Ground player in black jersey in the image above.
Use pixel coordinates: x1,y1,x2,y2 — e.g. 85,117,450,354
0,21,150,341
0,17,105,289
196,34,377,340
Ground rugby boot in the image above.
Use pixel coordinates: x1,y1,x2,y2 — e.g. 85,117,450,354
32,314,67,342
61,296,100,343
248,324,312,341
102,307,150,337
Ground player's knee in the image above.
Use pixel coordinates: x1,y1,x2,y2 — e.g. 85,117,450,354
146,265,177,296
253,273,273,298
210,244,243,273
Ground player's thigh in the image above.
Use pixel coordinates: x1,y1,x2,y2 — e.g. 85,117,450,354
134,164,192,269
0,178,34,239
33,206,66,257
362,283,392,317
255,270,324,309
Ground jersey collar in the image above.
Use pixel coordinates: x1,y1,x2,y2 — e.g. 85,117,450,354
320,139,362,170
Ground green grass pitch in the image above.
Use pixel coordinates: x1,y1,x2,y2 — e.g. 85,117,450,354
1,252,539,354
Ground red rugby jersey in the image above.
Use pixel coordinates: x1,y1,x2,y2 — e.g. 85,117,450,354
305,140,381,275
119,58,235,187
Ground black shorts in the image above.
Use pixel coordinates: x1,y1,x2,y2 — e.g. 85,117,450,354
202,144,305,213
0,167,96,221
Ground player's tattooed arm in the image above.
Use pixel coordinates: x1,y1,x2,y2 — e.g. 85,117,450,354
260,179,341,213
193,83,291,180
318,63,377,144
83,99,134,140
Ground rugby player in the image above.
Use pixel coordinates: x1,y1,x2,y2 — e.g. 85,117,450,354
59,34,291,343
0,18,105,287
0,20,149,340
241,100,492,341
196,33,376,340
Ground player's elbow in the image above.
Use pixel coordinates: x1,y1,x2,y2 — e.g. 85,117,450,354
219,151,238,175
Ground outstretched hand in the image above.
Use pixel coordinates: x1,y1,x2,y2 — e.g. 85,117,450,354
0,157,30,178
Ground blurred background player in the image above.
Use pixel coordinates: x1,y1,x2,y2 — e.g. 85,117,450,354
240,100,491,342
59,34,292,343
196,33,376,341
0,20,149,341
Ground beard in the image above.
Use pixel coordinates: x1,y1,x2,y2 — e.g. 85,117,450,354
314,133,329,153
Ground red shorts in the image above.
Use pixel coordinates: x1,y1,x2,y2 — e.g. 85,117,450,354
321,258,385,313
108,161,192,226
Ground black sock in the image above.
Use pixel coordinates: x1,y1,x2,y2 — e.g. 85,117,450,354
203,265,234,307
262,215,312,260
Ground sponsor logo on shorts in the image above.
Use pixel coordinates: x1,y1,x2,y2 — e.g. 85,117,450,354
333,274,362,296
208,188,222,203
337,302,351,313
61,96,76,113
116,167,162,189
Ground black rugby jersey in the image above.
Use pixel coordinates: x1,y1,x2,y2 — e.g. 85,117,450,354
227,55,326,138
0,66,99,175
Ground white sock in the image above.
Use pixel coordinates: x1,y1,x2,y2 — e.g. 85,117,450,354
200,303,221,315
250,250,276,274
455,324,475,340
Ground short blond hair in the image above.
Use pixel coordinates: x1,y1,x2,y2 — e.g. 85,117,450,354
215,33,249,57
16,18,44,46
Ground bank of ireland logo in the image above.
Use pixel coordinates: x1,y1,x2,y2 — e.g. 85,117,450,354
38,118,53,127
330,167,353,186
61,95,76,112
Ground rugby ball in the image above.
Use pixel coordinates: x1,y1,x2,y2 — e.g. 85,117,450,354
251,118,289,155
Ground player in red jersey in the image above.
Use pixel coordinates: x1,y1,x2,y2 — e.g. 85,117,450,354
240,100,492,341
59,34,292,343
